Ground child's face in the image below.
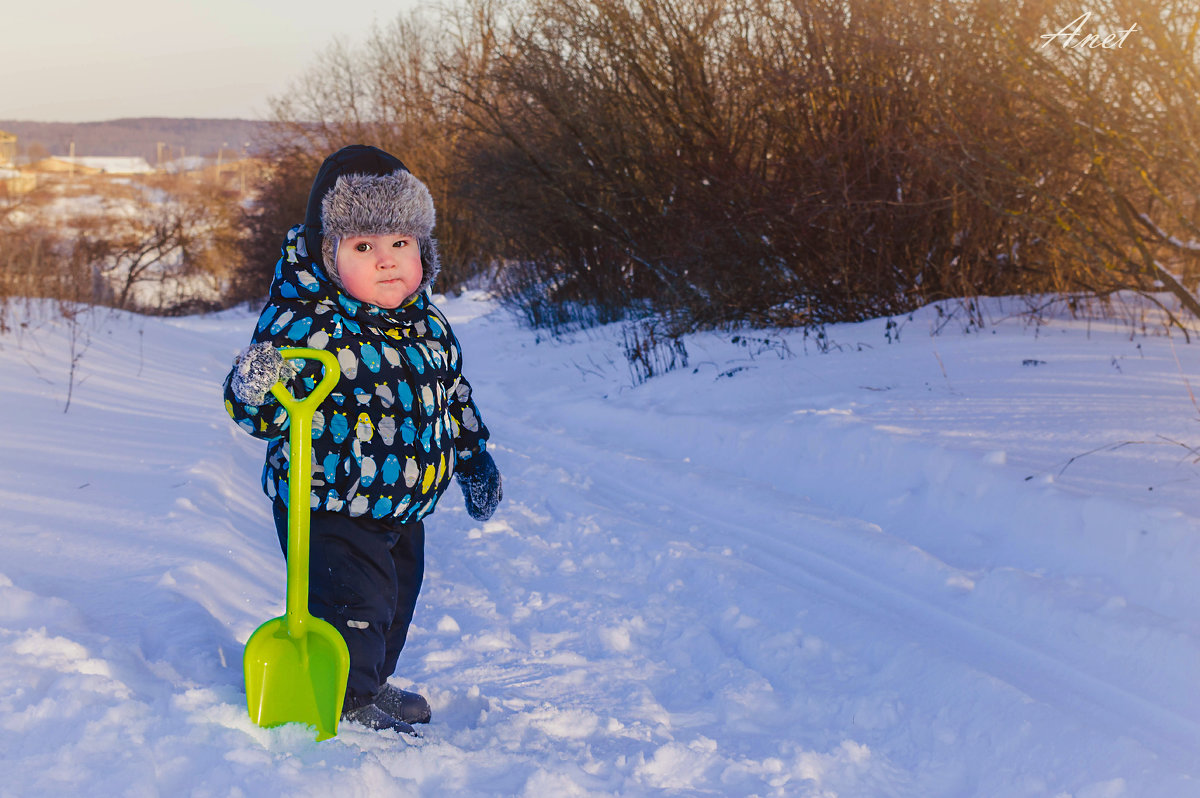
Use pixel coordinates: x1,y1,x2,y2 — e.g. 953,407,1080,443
336,234,423,308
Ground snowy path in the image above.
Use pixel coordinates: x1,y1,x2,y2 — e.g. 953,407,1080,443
461,314,1200,795
2,296,1200,796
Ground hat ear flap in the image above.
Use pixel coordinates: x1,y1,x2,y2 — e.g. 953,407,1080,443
321,235,343,287
418,236,441,296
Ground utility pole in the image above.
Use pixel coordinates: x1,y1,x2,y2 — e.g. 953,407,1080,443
240,142,249,195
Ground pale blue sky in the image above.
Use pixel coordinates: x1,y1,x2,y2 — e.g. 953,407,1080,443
2,0,422,121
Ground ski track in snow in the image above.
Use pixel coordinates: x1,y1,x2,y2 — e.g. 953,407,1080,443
518,401,1200,753
2,296,1200,797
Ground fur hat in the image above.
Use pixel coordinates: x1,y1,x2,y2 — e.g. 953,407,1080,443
319,170,440,299
305,146,441,300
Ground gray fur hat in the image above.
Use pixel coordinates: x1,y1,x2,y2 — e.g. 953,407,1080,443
318,170,441,299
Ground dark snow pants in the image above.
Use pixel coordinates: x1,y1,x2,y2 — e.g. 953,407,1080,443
272,501,425,710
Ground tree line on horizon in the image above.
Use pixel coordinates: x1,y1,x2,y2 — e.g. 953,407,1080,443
0,118,270,166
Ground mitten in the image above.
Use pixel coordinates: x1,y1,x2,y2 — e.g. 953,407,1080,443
455,451,503,522
230,342,298,405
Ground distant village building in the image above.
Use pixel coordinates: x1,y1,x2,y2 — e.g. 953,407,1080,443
0,131,15,167
0,131,35,196
26,157,104,176
61,156,155,175
6,146,255,198
0,167,36,197
161,156,208,174
24,156,155,176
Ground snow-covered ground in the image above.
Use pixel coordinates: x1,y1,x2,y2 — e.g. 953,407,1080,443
2,293,1200,797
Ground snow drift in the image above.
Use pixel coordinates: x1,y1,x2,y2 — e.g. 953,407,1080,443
2,294,1199,797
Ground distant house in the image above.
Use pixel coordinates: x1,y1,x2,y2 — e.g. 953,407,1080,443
27,157,104,176
25,156,155,176
161,156,208,174
0,167,36,197
0,130,16,167
61,156,155,175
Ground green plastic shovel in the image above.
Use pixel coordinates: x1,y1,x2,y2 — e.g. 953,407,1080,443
244,347,349,741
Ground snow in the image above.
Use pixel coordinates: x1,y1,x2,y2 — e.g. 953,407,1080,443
3,294,1200,796
59,157,155,175
162,157,210,174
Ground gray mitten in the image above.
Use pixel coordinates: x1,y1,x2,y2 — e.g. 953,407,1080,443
230,342,298,405
455,451,503,522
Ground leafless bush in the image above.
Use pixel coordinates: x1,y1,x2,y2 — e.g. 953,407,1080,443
0,203,102,411
244,0,1200,341
231,146,321,304
622,318,689,384
239,8,490,300
0,226,74,331
1,174,244,321
931,0,1200,335
442,0,1070,332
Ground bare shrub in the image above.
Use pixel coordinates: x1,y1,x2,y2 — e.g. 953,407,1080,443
1,173,245,318
244,0,1200,342
242,8,489,298
443,0,1067,333
622,319,689,385
232,146,321,305
932,0,1200,335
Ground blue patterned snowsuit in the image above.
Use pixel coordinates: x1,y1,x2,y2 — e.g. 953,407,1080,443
223,224,490,524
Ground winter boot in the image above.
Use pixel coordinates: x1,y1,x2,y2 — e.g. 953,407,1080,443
374,683,432,725
342,703,420,737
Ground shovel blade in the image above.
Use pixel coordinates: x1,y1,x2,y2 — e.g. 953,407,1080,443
244,614,350,741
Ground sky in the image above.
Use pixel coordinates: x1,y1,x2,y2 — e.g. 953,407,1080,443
1,0,423,122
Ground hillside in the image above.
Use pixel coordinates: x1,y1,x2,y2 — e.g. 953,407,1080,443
0,117,274,163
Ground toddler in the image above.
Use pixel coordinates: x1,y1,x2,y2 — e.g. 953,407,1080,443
223,145,502,735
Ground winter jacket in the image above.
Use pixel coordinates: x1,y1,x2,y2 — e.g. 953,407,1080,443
223,224,490,523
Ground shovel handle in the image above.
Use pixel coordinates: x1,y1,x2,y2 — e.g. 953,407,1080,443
269,347,341,415
269,347,341,635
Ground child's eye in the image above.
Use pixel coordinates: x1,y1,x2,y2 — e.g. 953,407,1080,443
355,242,371,252
392,239,408,248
